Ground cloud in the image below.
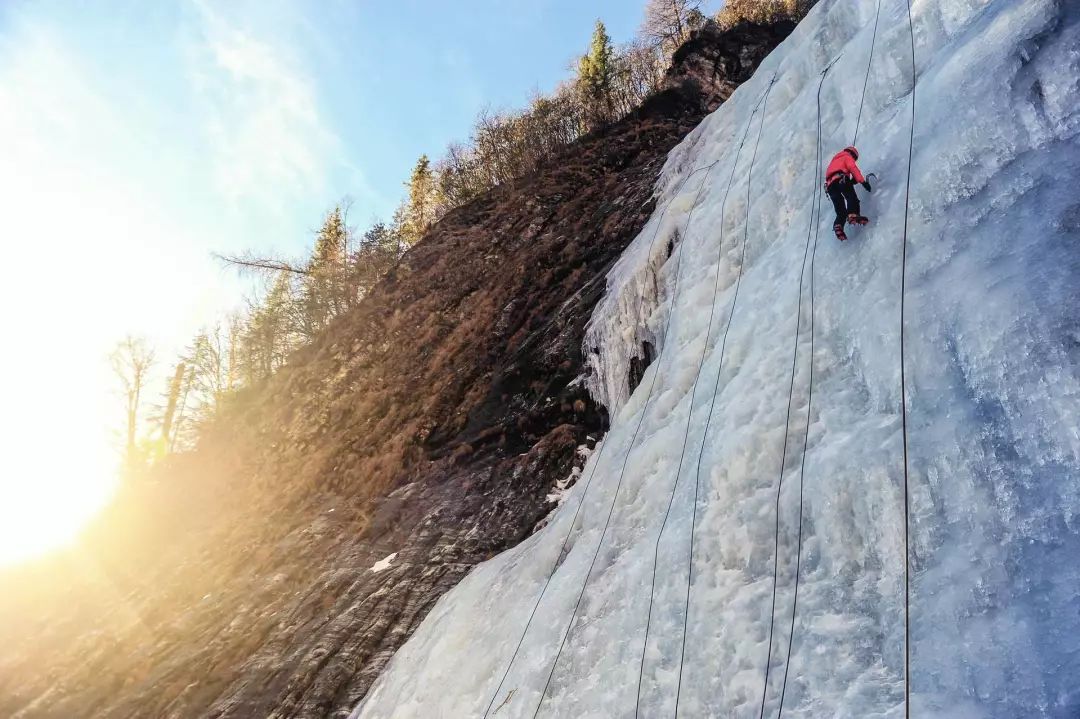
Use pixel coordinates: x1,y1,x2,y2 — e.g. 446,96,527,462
185,1,342,215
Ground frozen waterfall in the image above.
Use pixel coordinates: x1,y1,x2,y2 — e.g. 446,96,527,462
354,0,1080,716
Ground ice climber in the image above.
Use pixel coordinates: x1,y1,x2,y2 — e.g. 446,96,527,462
825,145,871,241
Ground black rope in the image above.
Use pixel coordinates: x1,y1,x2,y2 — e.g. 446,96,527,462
900,0,917,715
758,3,886,710
756,62,832,719
490,0,920,709
632,76,777,719
853,0,884,146
669,78,783,716
774,77,826,719
529,157,720,718
767,2,917,711
481,161,717,719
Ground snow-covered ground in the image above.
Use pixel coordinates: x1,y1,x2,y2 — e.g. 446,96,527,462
354,1,1080,716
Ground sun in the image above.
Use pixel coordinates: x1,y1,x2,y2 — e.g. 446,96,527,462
0,450,117,568
0,378,119,567
0,452,117,567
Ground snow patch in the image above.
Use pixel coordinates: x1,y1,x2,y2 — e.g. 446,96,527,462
369,553,397,574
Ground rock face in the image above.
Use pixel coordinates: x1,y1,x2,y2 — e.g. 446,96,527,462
663,19,797,112
0,21,794,719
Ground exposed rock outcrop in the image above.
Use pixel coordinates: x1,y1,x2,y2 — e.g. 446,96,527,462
663,19,797,112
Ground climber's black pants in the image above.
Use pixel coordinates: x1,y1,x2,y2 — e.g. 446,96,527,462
827,178,861,226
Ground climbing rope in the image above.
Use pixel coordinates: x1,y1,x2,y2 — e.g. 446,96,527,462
490,0,919,712
853,0,884,145
670,79,780,718
756,60,834,719
766,0,919,712
632,76,777,719
529,154,726,718
774,81,826,719
535,82,778,718
900,0,917,715
480,161,717,719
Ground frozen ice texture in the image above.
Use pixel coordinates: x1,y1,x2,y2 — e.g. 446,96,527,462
354,1,1080,717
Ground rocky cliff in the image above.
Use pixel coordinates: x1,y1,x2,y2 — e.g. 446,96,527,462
0,20,795,719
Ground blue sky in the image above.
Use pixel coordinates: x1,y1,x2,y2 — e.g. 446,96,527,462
0,0,671,328
0,0,718,563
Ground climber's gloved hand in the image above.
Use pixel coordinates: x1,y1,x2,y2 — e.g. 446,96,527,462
862,180,872,193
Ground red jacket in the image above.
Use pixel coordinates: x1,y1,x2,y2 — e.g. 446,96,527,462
825,149,865,186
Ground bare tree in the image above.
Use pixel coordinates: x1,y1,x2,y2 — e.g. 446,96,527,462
190,326,230,418
111,335,155,469
225,310,244,392
641,0,705,54
613,38,666,115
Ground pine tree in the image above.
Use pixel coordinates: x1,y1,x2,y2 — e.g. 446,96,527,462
406,155,436,241
364,222,400,273
577,20,617,130
391,199,414,250
302,206,350,333
242,270,296,380
188,326,234,422
263,271,297,369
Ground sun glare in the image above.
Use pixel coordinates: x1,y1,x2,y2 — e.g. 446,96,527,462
0,337,120,568
0,429,117,567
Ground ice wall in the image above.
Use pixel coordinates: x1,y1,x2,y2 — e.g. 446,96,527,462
355,1,1080,717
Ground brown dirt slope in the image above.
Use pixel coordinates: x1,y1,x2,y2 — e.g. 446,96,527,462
0,20,793,719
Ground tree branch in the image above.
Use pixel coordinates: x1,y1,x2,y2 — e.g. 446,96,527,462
213,252,309,276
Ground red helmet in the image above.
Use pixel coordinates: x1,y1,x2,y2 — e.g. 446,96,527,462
844,146,859,160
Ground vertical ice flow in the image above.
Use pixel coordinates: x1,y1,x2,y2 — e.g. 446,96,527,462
355,0,1080,717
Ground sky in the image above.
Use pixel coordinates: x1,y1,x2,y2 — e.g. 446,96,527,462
0,0,718,566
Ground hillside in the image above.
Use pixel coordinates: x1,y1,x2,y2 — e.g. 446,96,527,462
355,0,1080,717
0,20,795,719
